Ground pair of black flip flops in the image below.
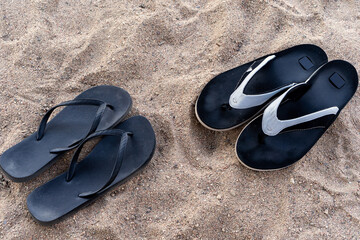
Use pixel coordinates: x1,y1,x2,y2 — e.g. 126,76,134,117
0,85,156,224
196,44,358,171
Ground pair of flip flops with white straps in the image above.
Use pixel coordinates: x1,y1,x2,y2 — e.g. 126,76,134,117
196,44,358,170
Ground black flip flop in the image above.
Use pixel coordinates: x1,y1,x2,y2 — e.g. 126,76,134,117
236,60,358,171
195,44,328,131
0,85,132,182
27,116,156,224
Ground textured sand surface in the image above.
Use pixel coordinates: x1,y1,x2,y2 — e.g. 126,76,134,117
0,0,359,239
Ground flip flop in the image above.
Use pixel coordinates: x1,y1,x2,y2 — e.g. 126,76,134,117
27,116,156,224
195,44,328,131
236,60,358,171
0,85,132,182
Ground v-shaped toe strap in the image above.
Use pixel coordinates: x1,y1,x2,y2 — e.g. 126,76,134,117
64,129,132,198
229,55,297,109
262,83,339,136
36,99,113,153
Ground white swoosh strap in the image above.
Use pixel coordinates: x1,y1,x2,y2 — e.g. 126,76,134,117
229,55,296,109
262,84,339,136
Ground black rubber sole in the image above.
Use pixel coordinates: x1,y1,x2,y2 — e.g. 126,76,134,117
27,116,156,224
0,85,132,182
195,44,328,130
236,60,358,170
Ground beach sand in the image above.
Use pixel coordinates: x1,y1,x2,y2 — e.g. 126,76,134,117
0,0,359,239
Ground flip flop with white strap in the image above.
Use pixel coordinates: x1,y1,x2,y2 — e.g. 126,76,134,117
195,44,328,131
236,60,358,171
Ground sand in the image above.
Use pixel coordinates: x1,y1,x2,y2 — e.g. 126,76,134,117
0,0,359,239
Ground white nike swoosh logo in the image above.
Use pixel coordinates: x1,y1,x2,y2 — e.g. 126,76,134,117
262,83,339,136
229,55,296,109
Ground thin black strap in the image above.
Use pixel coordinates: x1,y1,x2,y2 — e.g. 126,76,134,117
36,98,113,150
64,129,132,198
